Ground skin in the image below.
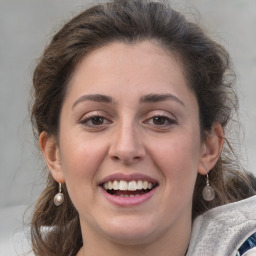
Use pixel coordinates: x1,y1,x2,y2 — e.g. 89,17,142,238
40,41,224,256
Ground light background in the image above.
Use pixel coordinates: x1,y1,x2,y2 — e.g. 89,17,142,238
0,0,255,254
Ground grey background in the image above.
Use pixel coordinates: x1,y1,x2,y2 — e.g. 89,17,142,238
0,0,256,211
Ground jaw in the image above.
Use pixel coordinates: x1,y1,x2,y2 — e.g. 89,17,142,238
79,201,192,256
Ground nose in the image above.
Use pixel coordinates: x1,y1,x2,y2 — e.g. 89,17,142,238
108,123,146,164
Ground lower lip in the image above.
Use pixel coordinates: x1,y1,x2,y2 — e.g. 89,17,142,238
100,187,157,207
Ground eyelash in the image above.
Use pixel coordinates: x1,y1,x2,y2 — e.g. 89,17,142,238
80,114,112,127
80,113,177,130
145,115,177,127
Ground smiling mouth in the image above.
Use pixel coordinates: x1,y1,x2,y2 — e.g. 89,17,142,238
101,180,158,197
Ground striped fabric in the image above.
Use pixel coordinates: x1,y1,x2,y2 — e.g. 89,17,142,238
236,232,256,256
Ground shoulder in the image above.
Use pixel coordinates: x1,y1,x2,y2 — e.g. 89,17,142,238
186,195,256,256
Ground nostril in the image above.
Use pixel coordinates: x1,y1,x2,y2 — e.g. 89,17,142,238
111,155,121,161
109,152,143,164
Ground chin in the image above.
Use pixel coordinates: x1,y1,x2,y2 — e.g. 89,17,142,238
100,216,159,245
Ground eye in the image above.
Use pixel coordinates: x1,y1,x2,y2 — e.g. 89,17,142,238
152,116,170,125
145,115,176,126
88,116,105,125
81,114,111,127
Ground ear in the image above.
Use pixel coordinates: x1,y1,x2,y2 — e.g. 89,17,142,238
39,131,65,183
198,122,224,175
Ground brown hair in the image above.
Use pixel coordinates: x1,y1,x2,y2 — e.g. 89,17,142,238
30,0,255,255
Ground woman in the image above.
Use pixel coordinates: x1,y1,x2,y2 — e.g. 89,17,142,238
30,0,256,255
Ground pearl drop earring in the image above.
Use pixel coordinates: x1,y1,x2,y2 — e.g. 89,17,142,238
54,182,64,206
202,173,215,201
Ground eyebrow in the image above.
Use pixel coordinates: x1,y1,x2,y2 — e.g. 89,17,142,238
72,94,115,109
72,93,185,109
140,93,185,106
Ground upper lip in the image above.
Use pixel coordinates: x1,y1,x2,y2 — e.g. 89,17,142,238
99,173,159,185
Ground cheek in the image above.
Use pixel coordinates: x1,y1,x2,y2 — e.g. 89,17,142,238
58,136,108,210
154,134,200,168
150,130,201,188
58,134,107,186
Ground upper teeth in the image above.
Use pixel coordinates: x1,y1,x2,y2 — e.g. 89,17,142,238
103,180,153,191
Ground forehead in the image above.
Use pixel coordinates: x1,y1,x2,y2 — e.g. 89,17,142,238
69,41,187,91
64,40,197,112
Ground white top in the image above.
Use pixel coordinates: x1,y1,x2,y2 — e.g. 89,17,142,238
187,195,256,256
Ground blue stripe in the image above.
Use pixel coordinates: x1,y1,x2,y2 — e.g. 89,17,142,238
237,232,256,255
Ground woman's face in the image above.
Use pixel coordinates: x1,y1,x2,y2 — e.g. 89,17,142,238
54,41,207,245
